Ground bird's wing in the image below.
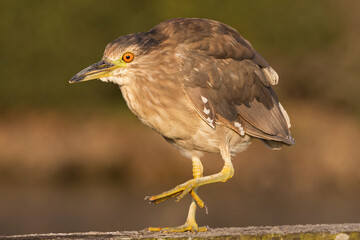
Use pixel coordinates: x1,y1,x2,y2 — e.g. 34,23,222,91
180,51,294,145
182,22,280,86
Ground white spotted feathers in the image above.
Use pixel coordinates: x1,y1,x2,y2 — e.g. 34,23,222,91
203,107,210,115
201,95,215,128
234,121,245,136
201,95,208,103
184,89,249,137
263,66,279,85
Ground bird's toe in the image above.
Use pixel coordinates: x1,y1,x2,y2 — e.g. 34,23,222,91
146,178,204,206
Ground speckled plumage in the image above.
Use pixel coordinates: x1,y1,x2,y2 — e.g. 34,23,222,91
100,18,294,156
70,18,295,232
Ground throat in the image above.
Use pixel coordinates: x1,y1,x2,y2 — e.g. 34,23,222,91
100,75,125,85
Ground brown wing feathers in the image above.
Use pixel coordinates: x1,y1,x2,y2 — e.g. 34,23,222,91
178,20,294,145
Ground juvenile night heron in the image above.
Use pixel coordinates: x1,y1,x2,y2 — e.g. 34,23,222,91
70,18,295,232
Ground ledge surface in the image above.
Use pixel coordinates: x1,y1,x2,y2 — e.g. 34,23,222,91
1,223,360,240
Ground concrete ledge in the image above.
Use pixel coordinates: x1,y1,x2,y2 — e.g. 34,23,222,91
1,223,360,240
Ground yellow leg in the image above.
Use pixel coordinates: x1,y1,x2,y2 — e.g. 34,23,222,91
147,146,234,206
149,156,207,232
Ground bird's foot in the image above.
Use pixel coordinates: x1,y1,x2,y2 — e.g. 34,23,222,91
146,165,233,206
145,179,205,207
148,221,207,233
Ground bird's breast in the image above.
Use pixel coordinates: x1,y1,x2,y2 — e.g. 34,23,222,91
120,82,200,140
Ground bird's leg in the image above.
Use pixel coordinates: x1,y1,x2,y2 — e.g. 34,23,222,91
148,156,207,232
147,145,234,206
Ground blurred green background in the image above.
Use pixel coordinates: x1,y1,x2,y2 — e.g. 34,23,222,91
0,0,359,236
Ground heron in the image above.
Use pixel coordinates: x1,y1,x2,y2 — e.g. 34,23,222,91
70,18,294,232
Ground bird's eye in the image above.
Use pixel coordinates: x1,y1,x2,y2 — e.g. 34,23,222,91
122,52,134,63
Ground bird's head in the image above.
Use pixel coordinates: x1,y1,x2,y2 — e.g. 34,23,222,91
69,18,250,86
69,30,167,86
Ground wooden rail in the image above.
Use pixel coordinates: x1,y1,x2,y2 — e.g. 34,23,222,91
1,223,360,240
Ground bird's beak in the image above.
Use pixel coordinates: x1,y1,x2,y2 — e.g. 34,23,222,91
69,60,120,83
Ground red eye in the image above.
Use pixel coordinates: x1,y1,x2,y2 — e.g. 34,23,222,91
122,52,134,63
